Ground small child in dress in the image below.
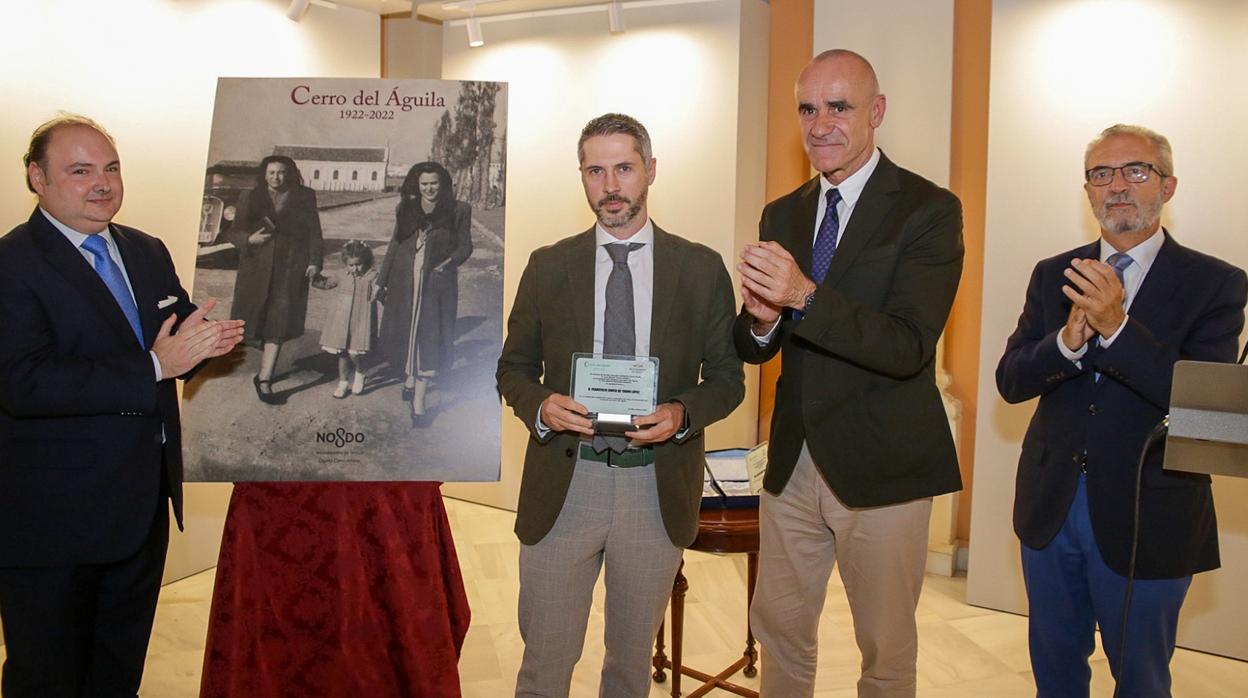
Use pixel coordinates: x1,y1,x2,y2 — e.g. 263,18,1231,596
320,240,378,398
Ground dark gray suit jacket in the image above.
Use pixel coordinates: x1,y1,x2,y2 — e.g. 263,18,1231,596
734,152,964,506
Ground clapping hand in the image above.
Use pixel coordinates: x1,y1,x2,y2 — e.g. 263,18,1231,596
1061,259,1126,339
152,298,245,378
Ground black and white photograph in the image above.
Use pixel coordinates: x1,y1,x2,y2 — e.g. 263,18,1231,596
183,77,506,481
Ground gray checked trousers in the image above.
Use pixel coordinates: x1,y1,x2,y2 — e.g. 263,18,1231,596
515,456,684,698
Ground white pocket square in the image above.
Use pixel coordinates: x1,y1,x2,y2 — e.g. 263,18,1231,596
157,295,178,309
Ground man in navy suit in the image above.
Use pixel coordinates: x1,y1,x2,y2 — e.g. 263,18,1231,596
997,124,1247,697
0,115,244,697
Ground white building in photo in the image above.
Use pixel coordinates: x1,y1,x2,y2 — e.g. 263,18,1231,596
274,144,389,192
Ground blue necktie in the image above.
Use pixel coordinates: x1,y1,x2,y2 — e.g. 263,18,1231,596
811,187,843,284
1107,252,1133,293
1094,252,1134,381
81,234,144,347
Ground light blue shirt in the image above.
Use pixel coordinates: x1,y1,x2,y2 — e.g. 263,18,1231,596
41,208,163,381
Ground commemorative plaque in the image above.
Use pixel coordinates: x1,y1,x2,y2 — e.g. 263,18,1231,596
571,353,659,435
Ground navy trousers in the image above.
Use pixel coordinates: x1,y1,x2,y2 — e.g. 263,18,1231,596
1021,474,1190,698
0,506,169,698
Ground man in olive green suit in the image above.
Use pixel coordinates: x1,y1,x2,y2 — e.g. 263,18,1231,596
497,113,744,698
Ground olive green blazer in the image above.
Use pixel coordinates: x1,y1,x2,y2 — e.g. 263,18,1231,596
497,224,744,547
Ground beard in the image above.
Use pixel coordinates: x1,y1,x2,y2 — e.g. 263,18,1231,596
592,189,647,229
1094,192,1163,234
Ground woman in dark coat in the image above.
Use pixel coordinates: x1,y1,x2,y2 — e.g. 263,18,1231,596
376,161,472,426
226,155,323,404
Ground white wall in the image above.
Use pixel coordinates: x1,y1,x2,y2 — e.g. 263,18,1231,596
968,0,1248,660
0,0,380,586
438,0,769,510
813,0,955,188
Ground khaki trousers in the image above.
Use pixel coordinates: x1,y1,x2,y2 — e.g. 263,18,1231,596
515,457,684,698
750,444,932,698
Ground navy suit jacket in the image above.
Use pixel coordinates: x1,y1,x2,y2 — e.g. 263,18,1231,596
0,208,195,567
997,232,1247,579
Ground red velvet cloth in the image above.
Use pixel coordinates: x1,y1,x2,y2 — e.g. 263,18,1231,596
199,482,470,697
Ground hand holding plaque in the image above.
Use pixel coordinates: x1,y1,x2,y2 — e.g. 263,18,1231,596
571,353,659,440
623,402,685,445
539,393,594,436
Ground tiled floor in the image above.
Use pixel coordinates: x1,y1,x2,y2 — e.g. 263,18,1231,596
3,496,1246,696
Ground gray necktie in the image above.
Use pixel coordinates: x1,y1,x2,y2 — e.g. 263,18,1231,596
603,242,644,356
596,242,644,455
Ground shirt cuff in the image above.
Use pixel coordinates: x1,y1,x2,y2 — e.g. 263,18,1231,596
1057,333,1088,366
150,351,163,382
1099,314,1129,348
534,403,551,439
751,317,781,346
671,400,690,441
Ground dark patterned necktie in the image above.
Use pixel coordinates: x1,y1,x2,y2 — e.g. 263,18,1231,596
794,188,842,321
810,188,843,284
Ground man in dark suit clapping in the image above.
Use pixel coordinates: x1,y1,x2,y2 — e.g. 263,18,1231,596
997,124,1247,697
734,50,964,697
0,115,244,697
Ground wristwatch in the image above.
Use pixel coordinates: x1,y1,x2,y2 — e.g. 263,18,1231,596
802,290,817,313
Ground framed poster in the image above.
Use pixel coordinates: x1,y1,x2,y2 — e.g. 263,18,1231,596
183,77,506,481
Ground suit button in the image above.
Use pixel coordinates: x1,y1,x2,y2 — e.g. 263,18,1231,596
1088,404,1099,415
564,448,574,458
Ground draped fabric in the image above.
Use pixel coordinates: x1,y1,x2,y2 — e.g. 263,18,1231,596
199,482,470,697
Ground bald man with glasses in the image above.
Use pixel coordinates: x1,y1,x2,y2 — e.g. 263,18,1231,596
996,124,1247,697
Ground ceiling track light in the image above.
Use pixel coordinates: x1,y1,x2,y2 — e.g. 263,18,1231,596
286,0,310,21
608,0,625,34
466,16,484,47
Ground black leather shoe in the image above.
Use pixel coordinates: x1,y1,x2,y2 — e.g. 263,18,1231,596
254,375,283,405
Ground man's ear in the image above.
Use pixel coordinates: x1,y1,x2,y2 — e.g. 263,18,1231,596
1161,175,1177,203
27,162,46,195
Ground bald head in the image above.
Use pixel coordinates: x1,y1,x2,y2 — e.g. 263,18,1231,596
794,49,886,184
799,49,880,98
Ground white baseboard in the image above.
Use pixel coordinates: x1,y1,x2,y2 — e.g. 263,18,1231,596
926,542,959,576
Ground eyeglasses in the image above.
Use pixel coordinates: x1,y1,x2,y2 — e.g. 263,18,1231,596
1085,162,1168,186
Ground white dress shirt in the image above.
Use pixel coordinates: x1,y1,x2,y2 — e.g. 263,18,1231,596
1058,228,1165,361
535,219,659,437
42,208,163,380
753,147,883,344
593,220,655,356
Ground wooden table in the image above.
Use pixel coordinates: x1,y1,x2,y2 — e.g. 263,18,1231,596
651,504,760,698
